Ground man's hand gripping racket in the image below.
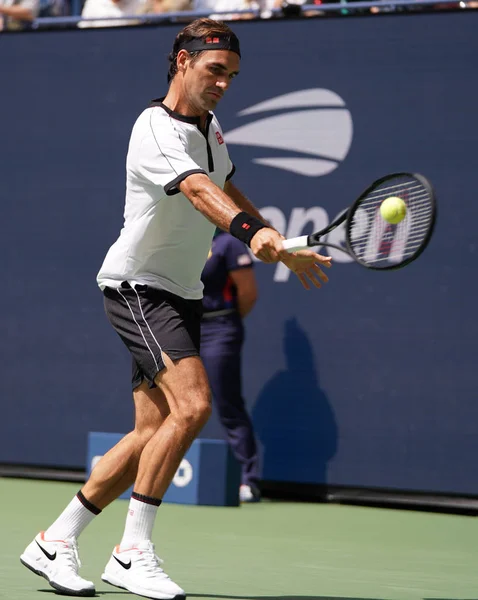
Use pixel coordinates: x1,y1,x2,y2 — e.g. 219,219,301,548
250,228,332,290
282,172,437,271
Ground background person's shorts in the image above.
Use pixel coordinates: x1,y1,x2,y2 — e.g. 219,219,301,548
103,282,203,390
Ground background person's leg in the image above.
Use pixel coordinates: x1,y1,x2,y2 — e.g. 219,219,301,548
201,343,260,490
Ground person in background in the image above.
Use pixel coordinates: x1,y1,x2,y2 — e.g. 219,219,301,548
78,0,147,27
201,230,261,502
0,0,39,30
40,0,70,17
137,0,192,17
193,0,259,20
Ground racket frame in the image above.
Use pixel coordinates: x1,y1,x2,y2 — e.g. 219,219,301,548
344,172,437,270
282,172,437,270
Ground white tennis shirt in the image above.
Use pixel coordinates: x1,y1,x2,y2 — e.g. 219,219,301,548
97,99,235,299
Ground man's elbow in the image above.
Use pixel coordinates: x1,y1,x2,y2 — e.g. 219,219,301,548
178,173,210,208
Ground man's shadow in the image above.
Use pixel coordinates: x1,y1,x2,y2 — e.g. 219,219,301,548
42,592,376,599
40,589,478,599
252,318,338,484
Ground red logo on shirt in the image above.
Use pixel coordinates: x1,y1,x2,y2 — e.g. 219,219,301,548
215,131,224,145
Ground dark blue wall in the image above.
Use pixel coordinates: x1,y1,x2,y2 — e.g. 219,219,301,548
1,13,477,495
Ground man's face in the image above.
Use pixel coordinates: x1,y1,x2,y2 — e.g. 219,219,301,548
183,49,240,113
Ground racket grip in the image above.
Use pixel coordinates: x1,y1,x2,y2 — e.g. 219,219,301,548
282,235,308,253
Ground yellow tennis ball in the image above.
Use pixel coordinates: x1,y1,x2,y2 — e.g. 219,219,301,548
380,196,407,224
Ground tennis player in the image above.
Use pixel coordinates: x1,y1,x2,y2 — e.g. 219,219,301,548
20,18,332,600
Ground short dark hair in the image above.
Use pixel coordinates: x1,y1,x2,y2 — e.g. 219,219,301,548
167,18,239,84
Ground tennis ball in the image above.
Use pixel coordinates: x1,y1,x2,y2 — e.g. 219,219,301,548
380,196,407,224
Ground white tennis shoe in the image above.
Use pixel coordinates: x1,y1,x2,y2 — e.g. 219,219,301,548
102,540,185,600
239,484,261,503
20,531,95,596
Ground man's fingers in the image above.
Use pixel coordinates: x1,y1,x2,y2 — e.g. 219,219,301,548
305,269,323,289
313,264,329,283
296,266,328,290
317,255,332,267
286,250,333,268
311,272,323,289
308,252,332,267
297,273,310,290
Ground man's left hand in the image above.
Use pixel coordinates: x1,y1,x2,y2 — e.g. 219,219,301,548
279,250,332,290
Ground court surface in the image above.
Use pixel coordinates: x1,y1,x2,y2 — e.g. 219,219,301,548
1,478,477,600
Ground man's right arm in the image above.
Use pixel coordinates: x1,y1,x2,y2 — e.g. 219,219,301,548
179,173,284,263
179,173,241,232
179,173,331,290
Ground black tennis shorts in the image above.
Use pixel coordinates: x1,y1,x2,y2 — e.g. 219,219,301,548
103,282,203,390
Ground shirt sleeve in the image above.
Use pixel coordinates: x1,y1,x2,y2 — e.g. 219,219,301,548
226,159,235,181
136,109,207,196
223,234,254,272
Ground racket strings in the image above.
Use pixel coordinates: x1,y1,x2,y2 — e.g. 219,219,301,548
348,177,434,268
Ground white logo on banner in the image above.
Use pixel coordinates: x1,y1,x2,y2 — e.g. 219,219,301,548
224,88,353,177
172,459,193,487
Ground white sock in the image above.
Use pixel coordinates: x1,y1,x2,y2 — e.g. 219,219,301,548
44,491,101,541
119,493,161,550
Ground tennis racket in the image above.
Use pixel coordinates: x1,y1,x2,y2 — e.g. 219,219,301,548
282,172,437,270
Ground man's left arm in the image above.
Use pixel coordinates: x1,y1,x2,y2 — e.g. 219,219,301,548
224,180,273,229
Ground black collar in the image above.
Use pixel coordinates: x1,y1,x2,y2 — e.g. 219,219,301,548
150,97,213,128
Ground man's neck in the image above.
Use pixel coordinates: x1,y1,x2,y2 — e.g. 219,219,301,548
163,84,209,130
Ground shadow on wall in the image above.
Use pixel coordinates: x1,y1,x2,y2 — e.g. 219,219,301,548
252,317,338,484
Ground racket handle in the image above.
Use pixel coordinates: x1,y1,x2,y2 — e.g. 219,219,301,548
282,235,309,253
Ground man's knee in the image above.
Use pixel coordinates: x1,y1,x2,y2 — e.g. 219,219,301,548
154,354,212,433
173,394,212,433
133,424,160,448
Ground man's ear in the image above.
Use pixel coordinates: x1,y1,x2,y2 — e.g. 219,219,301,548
176,49,190,74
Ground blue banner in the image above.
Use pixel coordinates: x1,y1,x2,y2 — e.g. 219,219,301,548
1,13,477,495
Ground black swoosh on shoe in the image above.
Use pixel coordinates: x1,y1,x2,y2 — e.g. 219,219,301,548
113,555,132,569
35,540,57,561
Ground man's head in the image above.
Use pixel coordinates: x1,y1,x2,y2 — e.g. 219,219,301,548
168,19,241,113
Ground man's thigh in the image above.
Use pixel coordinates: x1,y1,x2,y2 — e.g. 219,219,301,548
154,354,211,416
103,283,203,389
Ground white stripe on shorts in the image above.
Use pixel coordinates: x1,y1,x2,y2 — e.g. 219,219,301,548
117,288,159,372
133,287,165,363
